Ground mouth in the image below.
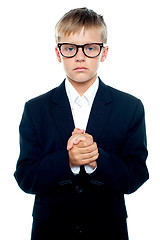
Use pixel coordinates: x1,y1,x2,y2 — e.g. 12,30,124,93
73,67,88,72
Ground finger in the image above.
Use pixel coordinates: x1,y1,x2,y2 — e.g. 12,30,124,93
83,133,93,141
73,135,86,145
67,134,80,150
67,135,78,150
72,143,98,156
67,135,86,150
80,142,97,153
81,153,99,165
81,148,99,160
88,161,97,169
72,128,85,135
77,138,95,148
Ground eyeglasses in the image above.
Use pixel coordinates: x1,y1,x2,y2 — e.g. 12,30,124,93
57,43,104,58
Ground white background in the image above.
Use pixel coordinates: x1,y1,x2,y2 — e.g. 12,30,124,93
0,0,159,239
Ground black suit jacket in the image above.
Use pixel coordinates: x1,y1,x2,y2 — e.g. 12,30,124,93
14,79,149,238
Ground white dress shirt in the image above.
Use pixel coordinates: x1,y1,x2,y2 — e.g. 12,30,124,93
65,77,99,174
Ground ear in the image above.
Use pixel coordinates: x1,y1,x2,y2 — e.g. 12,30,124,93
100,46,109,62
55,46,62,63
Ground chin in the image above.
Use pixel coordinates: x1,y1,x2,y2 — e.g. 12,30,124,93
68,75,97,84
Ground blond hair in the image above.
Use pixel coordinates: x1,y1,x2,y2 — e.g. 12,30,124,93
55,7,107,44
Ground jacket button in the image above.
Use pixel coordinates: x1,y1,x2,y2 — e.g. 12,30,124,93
76,185,83,193
76,225,83,234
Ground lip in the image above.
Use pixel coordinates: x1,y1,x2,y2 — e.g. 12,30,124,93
73,67,88,72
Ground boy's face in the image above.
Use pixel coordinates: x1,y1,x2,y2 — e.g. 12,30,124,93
55,28,108,87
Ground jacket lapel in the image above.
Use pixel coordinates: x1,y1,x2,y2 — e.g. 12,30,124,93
49,81,75,146
49,79,112,146
86,80,112,142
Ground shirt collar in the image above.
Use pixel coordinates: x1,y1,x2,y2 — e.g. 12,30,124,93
65,77,99,108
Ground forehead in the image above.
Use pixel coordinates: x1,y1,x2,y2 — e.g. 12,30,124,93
59,27,102,44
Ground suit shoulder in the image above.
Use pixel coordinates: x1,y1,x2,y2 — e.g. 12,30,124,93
107,85,146,119
22,86,60,118
102,84,145,117
107,85,141,105
25,86,59,109
27,89,54,104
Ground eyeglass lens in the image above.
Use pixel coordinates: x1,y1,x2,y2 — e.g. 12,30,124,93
60,44,102,58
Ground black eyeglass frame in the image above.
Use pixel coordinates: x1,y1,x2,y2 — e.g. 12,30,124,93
57,43,104,58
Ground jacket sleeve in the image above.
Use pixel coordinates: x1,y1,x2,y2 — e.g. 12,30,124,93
88,100,149,194
14,103,74,195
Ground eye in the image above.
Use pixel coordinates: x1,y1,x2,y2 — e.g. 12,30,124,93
64,45,76,52
87,46,95,51
85,44,99,52
66,47,74,51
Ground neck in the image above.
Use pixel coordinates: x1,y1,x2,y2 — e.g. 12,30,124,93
67,75,97,96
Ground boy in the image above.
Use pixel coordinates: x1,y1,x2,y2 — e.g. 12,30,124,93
14,7,149,240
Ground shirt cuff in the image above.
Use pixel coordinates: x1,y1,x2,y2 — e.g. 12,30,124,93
71,165,97,175
84,164,97,174
71,166,80,175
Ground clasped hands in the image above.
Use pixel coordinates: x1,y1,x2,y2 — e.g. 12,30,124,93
67,128,99,170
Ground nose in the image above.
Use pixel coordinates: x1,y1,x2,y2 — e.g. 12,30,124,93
75,47,85,61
